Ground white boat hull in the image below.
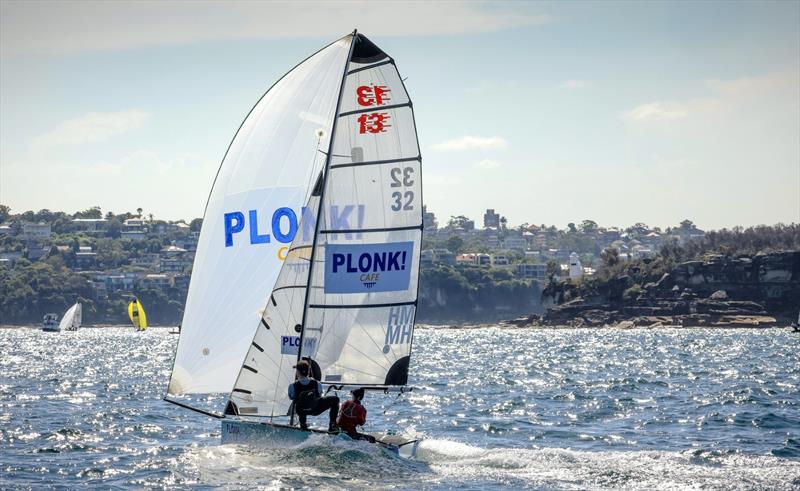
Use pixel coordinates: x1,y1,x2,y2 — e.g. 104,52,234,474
220,419,419,459
42,314,60,332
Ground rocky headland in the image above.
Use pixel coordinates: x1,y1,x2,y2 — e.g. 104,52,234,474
508,251,799,328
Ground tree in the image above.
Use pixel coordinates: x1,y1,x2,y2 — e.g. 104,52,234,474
106,218,122,238
579,220,598,234
601,248,620,267
74,207,102,219
445,236,464,254
190,218,203,232
567,222,577,233
0,204,10,222
679,219,695,232
448,215,471,229
546,259,559,278
137,207,143,217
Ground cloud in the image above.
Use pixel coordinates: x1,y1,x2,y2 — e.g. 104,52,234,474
623,102,689,122
464,80,519,94
474,159,501,169
433,136,509,151
623,71,798,124
1,1,552,55
30,110,151,150
705,71,798,98
560,79,591,89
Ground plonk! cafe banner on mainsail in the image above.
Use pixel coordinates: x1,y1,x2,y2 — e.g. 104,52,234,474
324,241,414,293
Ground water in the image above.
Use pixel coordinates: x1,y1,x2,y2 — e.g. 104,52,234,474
1,326,799,490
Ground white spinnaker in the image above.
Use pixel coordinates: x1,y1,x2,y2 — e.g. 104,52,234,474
228,197,320,416
302,36,422,387
168,36,352,396
59,303,81,331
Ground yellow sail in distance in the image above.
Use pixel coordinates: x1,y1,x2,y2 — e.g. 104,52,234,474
128,298,148,331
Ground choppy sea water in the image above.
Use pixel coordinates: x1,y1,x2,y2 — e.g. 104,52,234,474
1,326,798,490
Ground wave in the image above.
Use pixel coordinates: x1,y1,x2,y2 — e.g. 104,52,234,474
171,436,800,490
416,439,800,490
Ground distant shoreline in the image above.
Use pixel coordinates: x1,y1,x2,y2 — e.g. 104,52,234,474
3,323,794,331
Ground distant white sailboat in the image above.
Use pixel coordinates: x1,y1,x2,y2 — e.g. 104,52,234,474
164,31,422,458
59,302,82,331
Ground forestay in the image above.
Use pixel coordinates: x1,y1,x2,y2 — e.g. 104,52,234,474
168,36,352,396
226,33,422,418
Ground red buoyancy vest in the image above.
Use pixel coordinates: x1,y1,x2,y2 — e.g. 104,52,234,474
337,400,367,435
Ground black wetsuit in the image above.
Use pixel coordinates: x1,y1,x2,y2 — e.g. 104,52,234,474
290,379,339,429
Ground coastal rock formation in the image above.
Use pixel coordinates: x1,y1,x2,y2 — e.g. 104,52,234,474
521,251,798,328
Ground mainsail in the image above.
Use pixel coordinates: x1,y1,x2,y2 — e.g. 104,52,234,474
226,33,422,418
59,302,82,331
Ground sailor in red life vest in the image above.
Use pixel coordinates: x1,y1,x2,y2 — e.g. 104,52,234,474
337,388,376,442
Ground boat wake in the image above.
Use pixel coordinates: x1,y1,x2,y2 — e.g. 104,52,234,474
415,439,800,490
173,436,800,490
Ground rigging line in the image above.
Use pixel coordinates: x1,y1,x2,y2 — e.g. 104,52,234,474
315,323,393,378
314,304,350,360
317,149,351,158
164,397,224,420
339,102,411,118
342,322,397,371
312,296,348,357
296,30,358,367
347,59,394,75
309,300,417,310
319,224,422,234
329,156,421,170
325,358,390,379
303,137,323,205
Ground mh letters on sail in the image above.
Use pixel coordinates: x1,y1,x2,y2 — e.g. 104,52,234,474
324,241,414,293
383,305,414,354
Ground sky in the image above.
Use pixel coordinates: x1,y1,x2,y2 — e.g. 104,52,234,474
1,0,798,230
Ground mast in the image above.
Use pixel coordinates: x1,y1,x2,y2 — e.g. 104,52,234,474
295,31,358,367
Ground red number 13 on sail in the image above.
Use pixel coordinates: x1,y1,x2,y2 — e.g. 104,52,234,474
358,113,391,134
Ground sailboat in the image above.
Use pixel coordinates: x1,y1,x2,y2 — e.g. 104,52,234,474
59,302,82,331
128,298,147,331
164,31,422,457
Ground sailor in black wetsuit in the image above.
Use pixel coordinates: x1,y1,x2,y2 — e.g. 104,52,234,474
288,360,340,432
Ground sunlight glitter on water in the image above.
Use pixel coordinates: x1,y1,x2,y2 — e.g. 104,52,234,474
1,325,799,489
